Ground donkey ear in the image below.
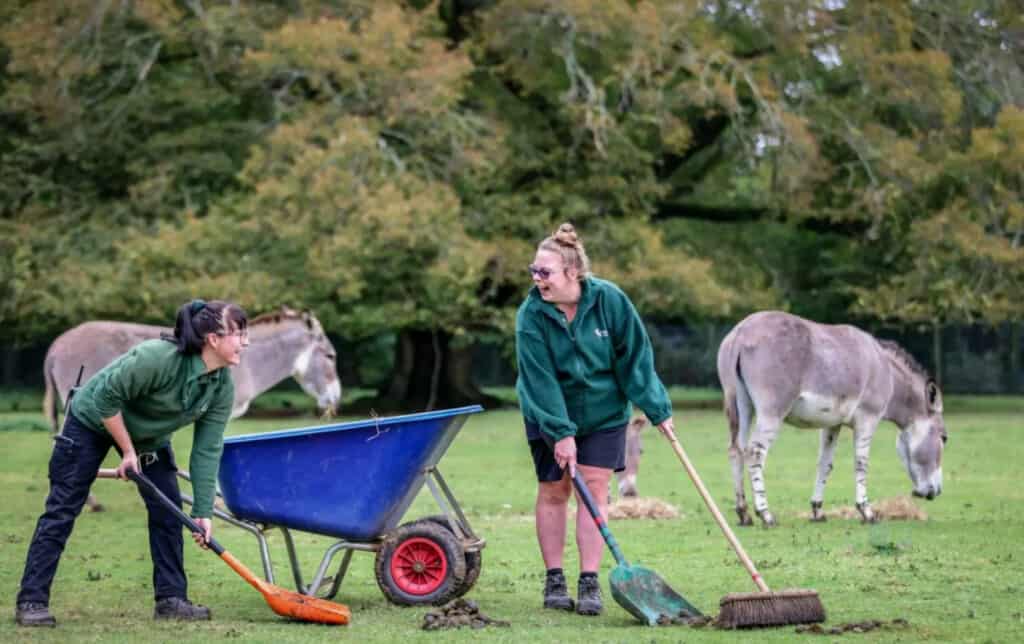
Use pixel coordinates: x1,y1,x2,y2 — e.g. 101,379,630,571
301,310,314,329
926,381,943,413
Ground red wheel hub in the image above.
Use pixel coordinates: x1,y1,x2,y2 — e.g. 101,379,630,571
390,537,448,595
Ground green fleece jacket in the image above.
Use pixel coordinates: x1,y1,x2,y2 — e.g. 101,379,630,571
515,277,672,442
71,339,233,518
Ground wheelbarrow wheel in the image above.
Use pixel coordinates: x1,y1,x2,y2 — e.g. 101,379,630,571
375,522,467,606
416,515,482,599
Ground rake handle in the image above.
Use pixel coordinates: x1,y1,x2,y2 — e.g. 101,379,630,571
659,427,771,593
96,468,225,555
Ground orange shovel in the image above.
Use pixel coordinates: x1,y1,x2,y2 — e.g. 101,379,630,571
98,468,350,625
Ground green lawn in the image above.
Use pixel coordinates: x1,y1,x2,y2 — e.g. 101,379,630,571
1,399,1021,643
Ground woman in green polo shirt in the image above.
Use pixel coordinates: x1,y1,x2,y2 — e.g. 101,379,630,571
15,299,247,628
516,223,677,617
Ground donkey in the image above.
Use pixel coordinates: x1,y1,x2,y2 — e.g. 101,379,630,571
42,306,341,510
717,311,946,526
614,416,649,498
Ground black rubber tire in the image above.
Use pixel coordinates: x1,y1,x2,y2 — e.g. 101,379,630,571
375,521,467,606
417,514,483,598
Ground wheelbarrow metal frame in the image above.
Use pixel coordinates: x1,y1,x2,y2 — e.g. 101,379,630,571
175,465,485,600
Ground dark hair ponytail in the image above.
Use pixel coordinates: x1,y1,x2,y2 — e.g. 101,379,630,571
165,299,249,355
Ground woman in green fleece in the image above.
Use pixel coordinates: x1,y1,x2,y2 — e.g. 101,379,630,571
516,223,676,617
15,299,247,628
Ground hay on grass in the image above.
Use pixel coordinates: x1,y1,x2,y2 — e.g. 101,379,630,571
608,496,681,520
798,496,927,521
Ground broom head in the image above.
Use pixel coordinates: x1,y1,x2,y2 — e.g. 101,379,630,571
717,589,825,629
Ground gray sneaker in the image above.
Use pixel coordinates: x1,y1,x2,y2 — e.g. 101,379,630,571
15,602,57,627
543,571,575,611
576,575,603,615
154,597,211,621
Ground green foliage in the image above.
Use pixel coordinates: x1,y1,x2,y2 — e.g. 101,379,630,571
1,0,1022,359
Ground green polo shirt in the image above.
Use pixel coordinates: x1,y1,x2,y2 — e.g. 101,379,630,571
71,339,234,518
515,277,672,442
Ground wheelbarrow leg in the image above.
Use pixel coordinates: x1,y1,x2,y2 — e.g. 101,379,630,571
323,550,354,600
281,527,305,593
425,467,479,542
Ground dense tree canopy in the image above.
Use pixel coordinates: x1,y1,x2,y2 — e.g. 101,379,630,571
1,0,1021,404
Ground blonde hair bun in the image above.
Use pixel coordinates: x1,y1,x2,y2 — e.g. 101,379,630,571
538,222,591,280
553,223,579,247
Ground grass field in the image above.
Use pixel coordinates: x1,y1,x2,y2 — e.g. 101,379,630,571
1,396,1022,643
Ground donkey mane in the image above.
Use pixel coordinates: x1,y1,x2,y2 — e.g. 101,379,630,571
249,306,307,327
877,339,929,379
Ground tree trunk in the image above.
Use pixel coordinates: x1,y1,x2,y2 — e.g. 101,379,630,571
931,322,943,387
1009,320,1021,394
355,329,505,414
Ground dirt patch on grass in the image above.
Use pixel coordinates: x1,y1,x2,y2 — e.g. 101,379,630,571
421,598,510,631
656,612,715,626
799,497,928,521
609,496,681,520
796,618,910,635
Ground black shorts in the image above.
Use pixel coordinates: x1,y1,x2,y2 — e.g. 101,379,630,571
526,421,627,482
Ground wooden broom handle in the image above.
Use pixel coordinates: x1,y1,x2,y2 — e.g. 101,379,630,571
659,426,771,593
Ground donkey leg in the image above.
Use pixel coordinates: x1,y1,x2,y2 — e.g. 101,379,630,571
852,420,879,524
746,418,782,527
729,441,752,526
726,388,754,526
810,427,841,522
86,491,105,512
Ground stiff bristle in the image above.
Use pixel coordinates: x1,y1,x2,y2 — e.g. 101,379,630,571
716,589,826,629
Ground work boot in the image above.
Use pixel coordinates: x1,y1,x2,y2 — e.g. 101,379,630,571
154,597,212,621
576,574,603,616
542,570,574,611
15,602,57,627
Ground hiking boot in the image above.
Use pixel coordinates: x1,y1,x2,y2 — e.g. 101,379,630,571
543,570,575,611
576,574,603,616
15,602,56,627
154,597,211,621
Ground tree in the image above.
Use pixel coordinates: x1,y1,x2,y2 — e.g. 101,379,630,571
0,0,269,341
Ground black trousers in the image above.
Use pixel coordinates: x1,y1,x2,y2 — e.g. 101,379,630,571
17,412,188,605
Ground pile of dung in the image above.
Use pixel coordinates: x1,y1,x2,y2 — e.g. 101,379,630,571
609,496,681,520
655,611,715,627
421,598,510,631
799,497,928,521
796,618,909,635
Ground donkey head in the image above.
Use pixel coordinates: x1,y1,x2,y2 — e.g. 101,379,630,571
896,378,946,501
290,309,342,415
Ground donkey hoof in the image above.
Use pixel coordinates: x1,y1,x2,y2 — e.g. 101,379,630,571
736,510,754,527
856,503,878,524
810,502,826,522
89,503,105,513
756,510,777,527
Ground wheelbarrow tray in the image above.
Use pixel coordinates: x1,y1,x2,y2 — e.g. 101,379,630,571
218,405,483,541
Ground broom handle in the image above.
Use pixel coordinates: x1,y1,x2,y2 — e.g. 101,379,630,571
659,427,771,593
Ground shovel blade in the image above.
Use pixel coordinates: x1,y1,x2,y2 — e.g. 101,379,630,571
609,564,702,626
262,585,351,625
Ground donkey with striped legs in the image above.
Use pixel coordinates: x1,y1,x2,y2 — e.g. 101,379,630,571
717,311,947,527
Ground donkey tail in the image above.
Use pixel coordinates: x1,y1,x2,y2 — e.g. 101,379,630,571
43,353,59,434
733,355,753,444
724,354,754,440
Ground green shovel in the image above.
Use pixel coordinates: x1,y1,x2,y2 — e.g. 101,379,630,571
571,470,703,625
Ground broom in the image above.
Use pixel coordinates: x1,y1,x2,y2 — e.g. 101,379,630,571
658,425,826,628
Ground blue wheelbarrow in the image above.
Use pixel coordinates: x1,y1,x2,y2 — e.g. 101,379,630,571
172,405,485,607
